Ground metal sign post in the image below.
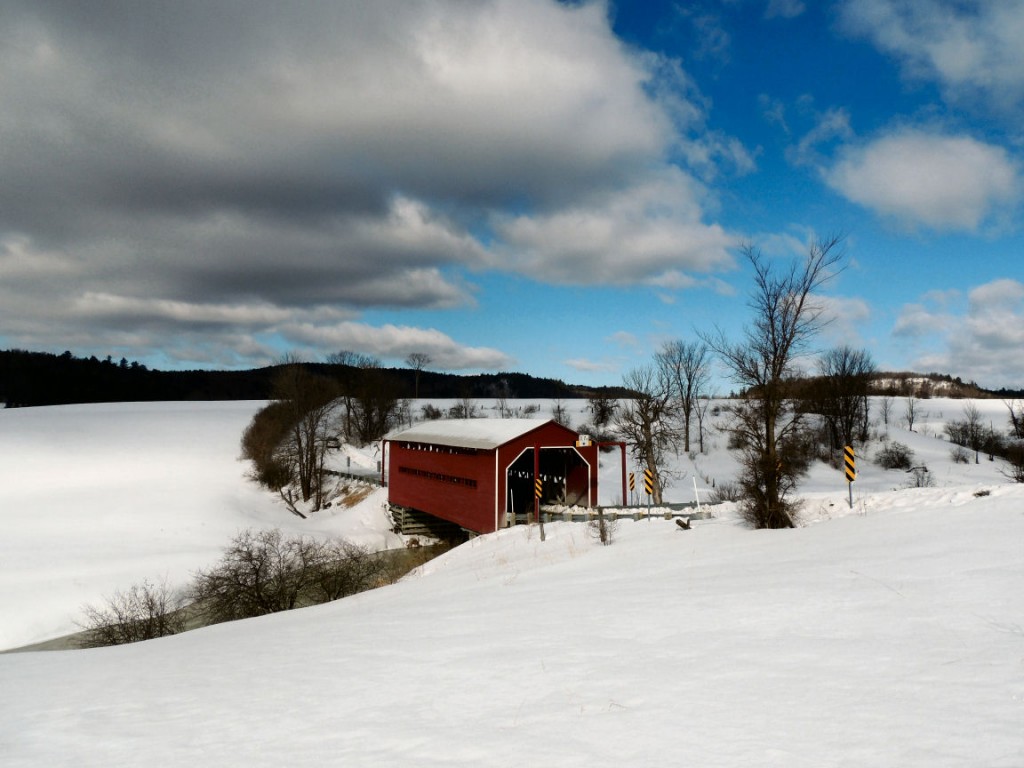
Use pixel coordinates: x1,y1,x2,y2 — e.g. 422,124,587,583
534,474,546,542
643,468,654,521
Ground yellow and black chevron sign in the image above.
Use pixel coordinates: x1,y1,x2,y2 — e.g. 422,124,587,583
628,472,635,492
534,477,543,499
844,445,856,482
643,468,654,495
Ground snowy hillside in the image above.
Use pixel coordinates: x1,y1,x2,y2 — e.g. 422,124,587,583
1,398,1022,766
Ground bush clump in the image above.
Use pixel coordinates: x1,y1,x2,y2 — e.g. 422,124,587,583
190,529,388,625
707,481,742,504
78,578,186,648
876,441,914,470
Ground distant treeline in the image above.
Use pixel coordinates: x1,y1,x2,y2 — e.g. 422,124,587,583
0,349,633,407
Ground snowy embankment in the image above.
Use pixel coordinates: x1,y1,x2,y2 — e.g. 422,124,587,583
2,488,1023,767
0,398,1022,766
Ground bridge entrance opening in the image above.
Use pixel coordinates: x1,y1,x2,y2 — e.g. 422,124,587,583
505,447,590,525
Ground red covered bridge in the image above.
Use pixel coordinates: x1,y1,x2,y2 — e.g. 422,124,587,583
382,418,622,535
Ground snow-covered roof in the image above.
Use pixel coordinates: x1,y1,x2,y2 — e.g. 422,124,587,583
386,418,561,450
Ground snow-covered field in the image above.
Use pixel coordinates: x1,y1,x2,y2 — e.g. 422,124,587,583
1,398,1022,766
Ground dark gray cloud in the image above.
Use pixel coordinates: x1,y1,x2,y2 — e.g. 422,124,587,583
0,0,733,368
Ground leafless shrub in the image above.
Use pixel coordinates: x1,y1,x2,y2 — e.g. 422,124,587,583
315,539,388,600
876,441,914,470
420,403,443,420
907,466,933,488
190,529,389,625
708,481,743,504
78,577,186,648
588,508,618,546
950,445,971,464
587,393,618,428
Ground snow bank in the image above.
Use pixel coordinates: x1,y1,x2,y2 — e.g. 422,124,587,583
1,487,1022,767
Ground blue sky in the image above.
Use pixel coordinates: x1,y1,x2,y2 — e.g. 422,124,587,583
1,0,1021,389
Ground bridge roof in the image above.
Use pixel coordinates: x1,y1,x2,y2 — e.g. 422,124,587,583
386,418,562,451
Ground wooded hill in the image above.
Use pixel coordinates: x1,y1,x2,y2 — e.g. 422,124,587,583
2,349,1020,408
0,349,633,407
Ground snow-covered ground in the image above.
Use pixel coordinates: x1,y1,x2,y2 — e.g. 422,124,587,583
0,401,400,650
1,398,1022,766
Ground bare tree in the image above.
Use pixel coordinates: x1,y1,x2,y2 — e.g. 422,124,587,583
693,395,712,454
327,350,380,440
1002,443,1024,483
705,236,845,528
272,362,341,509
904,394,922,432
242,360,341,513
657,339,711,453
1005,399,1024,440
615,364,678,504
327,352,401,445
405,352,432,399
551,398,571,428
815,346,875,450
587,392,618,428
879,393,894,428
954,400,986,464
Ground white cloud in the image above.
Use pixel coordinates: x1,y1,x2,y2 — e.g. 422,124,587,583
892,280,1024,388
825,130,1020,231
788,108,854,167
818,295,873,347
279,321,514,371
839,0,1024,110
74,294,297,327
759,94,789,134
608,331,640,349
563,358,619,374
892,303,955,339
765,0,806,20
968,278,1024,308
493,168,735,285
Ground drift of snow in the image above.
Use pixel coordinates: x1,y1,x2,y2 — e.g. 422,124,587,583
1,398,1022,766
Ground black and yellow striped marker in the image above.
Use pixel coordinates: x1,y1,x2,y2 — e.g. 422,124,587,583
844,445,856,482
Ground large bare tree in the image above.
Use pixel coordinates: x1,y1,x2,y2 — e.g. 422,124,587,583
1005,399,1024,440
815,345,875,451
657,339,711,453
328,351,400,444
272,362,341,510
615,364,678,504
706,236,845,528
